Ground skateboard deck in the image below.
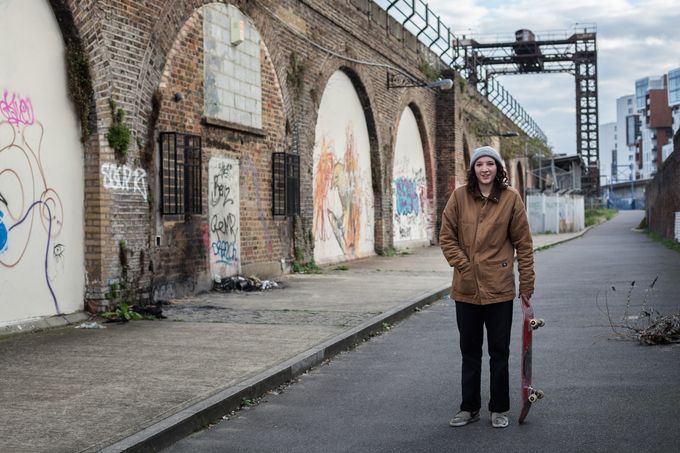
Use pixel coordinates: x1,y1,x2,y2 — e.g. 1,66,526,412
518,298,544,424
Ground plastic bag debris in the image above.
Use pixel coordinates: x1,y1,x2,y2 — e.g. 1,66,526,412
75,322,106,329
213,275,281,292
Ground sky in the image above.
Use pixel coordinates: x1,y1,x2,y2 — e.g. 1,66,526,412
417,0,680,155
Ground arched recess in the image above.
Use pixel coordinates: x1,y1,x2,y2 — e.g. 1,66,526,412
0,0,86,323
151,1,287,297
312,69,378,264
391,104,434,248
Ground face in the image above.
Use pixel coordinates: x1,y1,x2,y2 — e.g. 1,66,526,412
474,157,497,187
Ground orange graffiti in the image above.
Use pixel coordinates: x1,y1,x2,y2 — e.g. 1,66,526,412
313,137,334,241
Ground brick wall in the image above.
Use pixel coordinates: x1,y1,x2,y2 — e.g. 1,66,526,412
646,133,680,241
56,0,507,307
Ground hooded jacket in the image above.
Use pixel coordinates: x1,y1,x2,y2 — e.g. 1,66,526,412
439,184,534,304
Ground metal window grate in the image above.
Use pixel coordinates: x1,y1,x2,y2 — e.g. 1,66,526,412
272,152,286,216
272,152,300,217
184,135,202,215
159,132,202,216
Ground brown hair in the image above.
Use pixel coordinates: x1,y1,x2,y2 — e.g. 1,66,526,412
466,158,509,194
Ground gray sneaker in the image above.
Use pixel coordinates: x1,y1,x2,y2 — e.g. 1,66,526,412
449,410,480,427
490,412,509,428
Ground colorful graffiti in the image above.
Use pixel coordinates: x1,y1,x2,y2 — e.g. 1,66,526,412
391,107,430,244
314,126,363,255
394,177,420,216
0,90,35,127
0,92,64,314
208,157,240,278
101,163,148,201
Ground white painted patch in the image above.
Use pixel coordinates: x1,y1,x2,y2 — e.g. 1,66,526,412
0,0,85,324
208,157,240,278
312,71,374,264
392,107,430,246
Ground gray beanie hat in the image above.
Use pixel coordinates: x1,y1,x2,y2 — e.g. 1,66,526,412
470,146,503,167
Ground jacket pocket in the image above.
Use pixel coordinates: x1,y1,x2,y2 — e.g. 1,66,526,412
454,267,477,297
479,259,515,296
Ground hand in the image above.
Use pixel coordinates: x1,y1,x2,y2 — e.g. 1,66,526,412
520,293,531,307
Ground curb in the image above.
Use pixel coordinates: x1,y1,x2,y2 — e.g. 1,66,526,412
98,284,451,453
532,226,592,252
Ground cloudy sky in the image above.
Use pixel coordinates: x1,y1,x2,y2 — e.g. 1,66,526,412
411,0,680,155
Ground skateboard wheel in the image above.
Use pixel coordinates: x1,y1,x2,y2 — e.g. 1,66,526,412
528,394,538,403
536,390,545,399
530,318,545,329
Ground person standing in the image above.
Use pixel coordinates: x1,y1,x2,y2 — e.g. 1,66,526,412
439,145,535,428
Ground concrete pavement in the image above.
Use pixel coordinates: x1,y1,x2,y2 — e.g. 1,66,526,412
165,210,680,452
0,226,591,452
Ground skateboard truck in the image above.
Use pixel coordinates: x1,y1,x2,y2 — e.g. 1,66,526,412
529,318,545,329
527,387,545,403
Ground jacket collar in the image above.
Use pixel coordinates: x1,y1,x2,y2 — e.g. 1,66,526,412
472,183,502,203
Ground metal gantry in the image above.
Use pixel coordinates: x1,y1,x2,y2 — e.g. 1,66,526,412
378,0,547,141
455,25,599,195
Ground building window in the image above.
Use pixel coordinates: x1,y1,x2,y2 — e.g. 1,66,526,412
669,68,680,107
272,152,300,217
159,132,202,216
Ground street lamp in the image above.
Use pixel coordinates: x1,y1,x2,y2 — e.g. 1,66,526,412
386,70,453,90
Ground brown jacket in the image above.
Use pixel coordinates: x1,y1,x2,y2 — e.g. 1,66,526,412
439,184,534,304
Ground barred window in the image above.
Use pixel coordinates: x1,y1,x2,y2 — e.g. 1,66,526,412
159,132,202,216
272,152,300,217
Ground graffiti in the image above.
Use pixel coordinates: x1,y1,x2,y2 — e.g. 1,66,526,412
7,200,59,312
211,240,238,264
0,90,35,127
1,95,65,314
210,213,238,239
53,243,65,263
314,126,363,254
392,156,429,242
0,210,7,253
394,177,420,216
101,163,147,201
210,161,235,207
208,157,240,277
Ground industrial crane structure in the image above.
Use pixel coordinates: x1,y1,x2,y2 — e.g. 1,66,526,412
456,25,599,195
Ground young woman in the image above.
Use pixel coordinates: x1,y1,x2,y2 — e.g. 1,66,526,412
439,145,535,428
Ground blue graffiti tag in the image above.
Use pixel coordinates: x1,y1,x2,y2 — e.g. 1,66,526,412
7,201,60,314
394,177,420,216
0,210,7,253
212,240,238,264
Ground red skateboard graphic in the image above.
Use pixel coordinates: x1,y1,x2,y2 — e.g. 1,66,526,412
519,298,545,424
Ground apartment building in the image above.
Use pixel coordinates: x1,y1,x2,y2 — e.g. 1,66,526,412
635,75,673,178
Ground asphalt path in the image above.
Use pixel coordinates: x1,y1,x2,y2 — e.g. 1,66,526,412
165,211,680,453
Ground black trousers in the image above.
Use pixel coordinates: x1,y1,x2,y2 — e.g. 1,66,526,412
455,300,513,413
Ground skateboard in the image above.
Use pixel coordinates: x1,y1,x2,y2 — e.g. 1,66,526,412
518,298,545,424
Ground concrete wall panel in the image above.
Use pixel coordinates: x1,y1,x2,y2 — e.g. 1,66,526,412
313,71,374,264
0,0,85,324
392,107,431,247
